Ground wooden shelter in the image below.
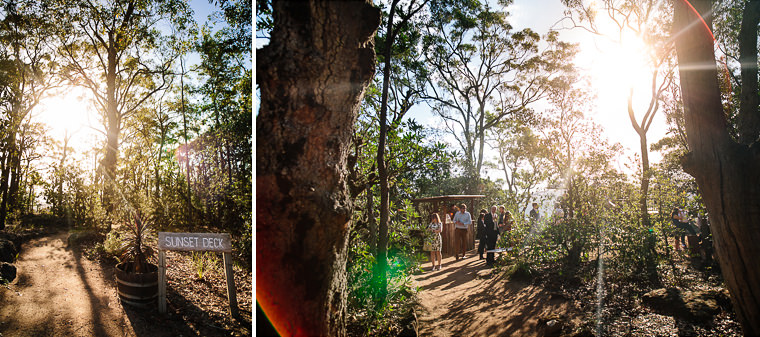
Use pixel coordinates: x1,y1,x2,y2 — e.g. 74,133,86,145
412,195,485,257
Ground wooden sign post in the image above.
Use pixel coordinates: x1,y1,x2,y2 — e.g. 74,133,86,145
157,232,239,317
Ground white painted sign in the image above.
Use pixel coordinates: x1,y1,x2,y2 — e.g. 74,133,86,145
158,232,231,252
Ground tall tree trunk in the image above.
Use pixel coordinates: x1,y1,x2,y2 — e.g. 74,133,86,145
638,131,658,280
476,105,486,190
8,121,25,215
179,57,193,217
0,153,8,230
639,132,651,227
103,32,120,219
373,0,398,304
225,137,233,188
58,134,70,218
0,130,15,229
155,129,166,200
674,0,760,334
367,183,376,254
9,144,21,214
256,1,380,335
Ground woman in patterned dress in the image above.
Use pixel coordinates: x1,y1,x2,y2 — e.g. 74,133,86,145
427,213,443,270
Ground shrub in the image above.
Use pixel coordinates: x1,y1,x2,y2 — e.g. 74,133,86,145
103,231,124,258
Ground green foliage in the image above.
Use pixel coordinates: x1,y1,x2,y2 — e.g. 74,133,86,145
192,251,220,280
42,157,105,229
489,119,547,210
346,220,421,336
103,230,124,258
0,0,62,229
351,112,451,200
119,212,154,273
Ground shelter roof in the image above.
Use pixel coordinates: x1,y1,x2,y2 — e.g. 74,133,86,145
411,195,485,204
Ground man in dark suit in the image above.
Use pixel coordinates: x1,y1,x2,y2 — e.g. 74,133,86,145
477,209,487,260
484,205,499,267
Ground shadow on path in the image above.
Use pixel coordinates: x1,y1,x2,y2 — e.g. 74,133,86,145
413,248,582,337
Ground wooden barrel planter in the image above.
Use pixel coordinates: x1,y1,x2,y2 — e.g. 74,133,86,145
115,262,159,308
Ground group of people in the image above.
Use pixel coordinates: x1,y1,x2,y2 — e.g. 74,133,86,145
422,203,479,271
422,203,473,271
477,205,515,267
423,201,712,272
422,203,522,270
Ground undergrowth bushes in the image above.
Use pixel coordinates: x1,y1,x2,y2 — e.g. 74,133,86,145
347,209,423,337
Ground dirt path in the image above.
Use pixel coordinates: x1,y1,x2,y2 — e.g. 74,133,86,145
413,246,582,336
0,231,136,336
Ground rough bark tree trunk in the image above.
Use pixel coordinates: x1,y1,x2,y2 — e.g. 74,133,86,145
0,152,8,231
673,0,760,334
8,147,20,213
256,1,380,335
0,130,15,229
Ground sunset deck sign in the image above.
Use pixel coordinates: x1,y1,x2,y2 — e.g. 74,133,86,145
157,232,238,317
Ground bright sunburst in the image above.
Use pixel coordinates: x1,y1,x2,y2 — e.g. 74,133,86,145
34,87,99,150
587,30,656,116
570,18,669,167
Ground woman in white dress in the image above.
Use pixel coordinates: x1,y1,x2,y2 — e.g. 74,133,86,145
426,213,443,270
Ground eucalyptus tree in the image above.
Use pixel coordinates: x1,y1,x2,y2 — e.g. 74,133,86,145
422,1,575,191
713,0,760,144
541,74,629,215
650,77,690,176
489,119,546,213
52,0,194,216
195,23,252,231
0,0,62,229
257,1,380,335
673,0,760,333
539,75,626,267
16,118,46,216
368,0,428,303
562,0,675,227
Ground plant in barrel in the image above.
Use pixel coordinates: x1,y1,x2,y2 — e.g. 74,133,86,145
120,212,154,272
115,212,159,307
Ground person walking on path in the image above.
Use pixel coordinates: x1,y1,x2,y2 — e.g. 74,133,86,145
484,206,499,267
526,202,541,244
497,205,506,234
426,213,443,270
453,203,472,260
553,203,564,224
672,207,697,250
529,202,540,227
477,209,487,260
502,210,515,247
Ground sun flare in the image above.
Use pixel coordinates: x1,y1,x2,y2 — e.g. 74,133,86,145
572,23,669,166
589,33,655,109
34,87,99,148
